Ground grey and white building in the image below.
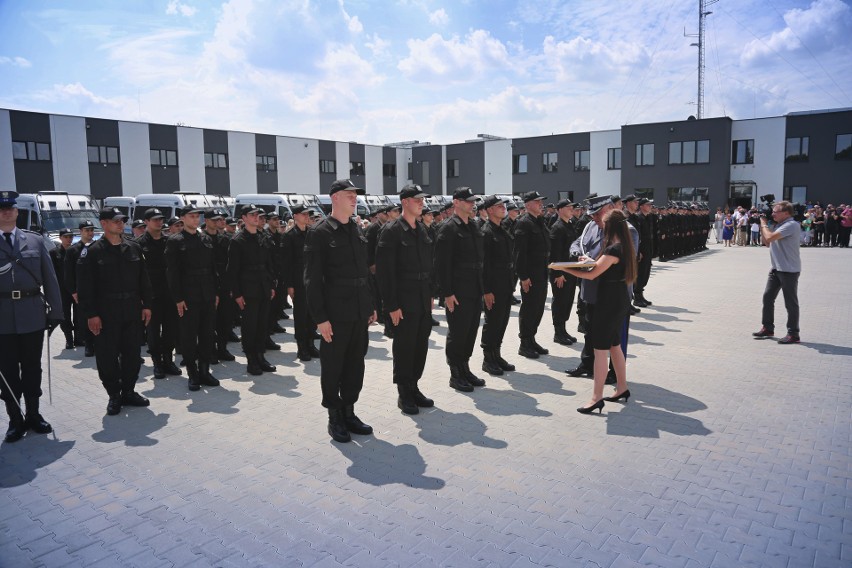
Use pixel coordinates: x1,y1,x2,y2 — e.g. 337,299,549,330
2,106,850,208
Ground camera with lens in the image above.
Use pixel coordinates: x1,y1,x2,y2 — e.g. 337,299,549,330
758,194,775,219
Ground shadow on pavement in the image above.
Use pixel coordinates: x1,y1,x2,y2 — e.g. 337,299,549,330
470,387,552,417
334,437,446,490
501,371,576,397
605,382,710,438
798,342,852,356
187,385,241,414
648,305,700,315
411,407,508,449
0,436,75,488
630,321,681,333
635,312,693,323
91,408,169,446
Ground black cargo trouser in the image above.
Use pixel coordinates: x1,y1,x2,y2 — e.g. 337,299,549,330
241,293,271,355
445,295,481,365
518,271,548,339
215,290,236,351
320,319,369,410
94,320,143,395
147,296,178,359
550,275,577,328
291,287,313,342
635,253,652,297
481,291,512,350
180,298,216,364
392,307,431,386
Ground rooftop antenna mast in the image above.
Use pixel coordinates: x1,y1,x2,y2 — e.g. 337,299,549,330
685,0,718,119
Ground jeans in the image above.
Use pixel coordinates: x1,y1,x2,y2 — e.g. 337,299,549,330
761,270,800,335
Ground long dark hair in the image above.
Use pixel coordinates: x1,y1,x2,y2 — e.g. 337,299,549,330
599,209,637,285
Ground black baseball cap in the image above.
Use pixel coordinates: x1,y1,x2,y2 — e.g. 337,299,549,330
480,195,507,210
291,204,309,215
99,207,128,221
58,228,73,237
180,205,204,216
522,191,546,203
638,198,651,206
452,187,477,202
399,184,428,199
623,194,637,202
79,220,96,230
132,219,145,229
240,203,262,216
144,208,165,220
556,199,575,210
329,179,365,195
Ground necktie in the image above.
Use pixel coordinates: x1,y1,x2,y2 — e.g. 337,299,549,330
3,233,11,248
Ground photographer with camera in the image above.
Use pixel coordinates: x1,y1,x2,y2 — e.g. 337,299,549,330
752,200,802,345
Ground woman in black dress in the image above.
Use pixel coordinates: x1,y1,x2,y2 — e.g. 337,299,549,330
559,209,637,414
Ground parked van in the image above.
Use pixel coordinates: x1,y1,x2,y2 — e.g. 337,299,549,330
133,192,216,221
317,194,370,219
363,195,392,214
103,196,137,220
274,193,326,219
14,191,102,248
233,194,293,221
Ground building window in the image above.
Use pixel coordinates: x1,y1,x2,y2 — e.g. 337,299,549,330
785,137,809,162
783,186,807,202
204,152,228,169
696,139,710,163
667,187,708,201
88,145,119,164
732,139,754,164
513,154,528,174
668,140,709,165
836,134,852,160
542,152,558,173
635,143,654,166
447,159,460,178
256,155,276,171
12,141,51,161
557,191,574,202
634,188,654,200
407,162,414,181
607,148,621,170
320,159,336,174
383,163,396,177
573,150,590,172
350,161,364,176
150,149,177,167
421,161,430,186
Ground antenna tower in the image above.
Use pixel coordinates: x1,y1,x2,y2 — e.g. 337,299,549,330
685,0,718,119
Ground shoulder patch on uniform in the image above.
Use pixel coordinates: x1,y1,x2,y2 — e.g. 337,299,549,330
80,247,88,258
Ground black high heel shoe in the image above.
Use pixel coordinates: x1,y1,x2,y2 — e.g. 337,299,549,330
603,389,631,403
577,399,604,414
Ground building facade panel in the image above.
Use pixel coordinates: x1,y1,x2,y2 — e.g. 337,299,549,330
510,132,591,202
396,148,410,193
590,129,621,198
10,110,54,191
446,142,484,193
118,121,153,197
347,142,365,190
0,110,16,190
255,133,278,194
483,139,512,194
149,124,180,194
227,130,257,196
80,117,119,198
50,114,92,195
203,129,229,196
363,144,383,195
277,136,319,194
176,126,205,194
729,117,786,207
410,145,443,196
381,146,397,195
784,109,852,205
317,140,337,193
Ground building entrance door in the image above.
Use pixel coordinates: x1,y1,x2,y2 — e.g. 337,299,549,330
729,183,756,210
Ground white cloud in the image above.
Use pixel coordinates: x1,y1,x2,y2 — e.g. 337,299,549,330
429,8,449,26
541,35,649,83
0,56,32,68
364,33,390,57
339,0,363,34
35,82,123,109
742,0,852,64
166,0,198,17
398,30,514,83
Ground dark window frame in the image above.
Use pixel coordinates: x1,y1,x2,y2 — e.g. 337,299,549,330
256,155,276,172
573,150,590,172
383,163,396,177
320,159,336,174
785,136,809,163
88,145,120,165
835,134,852,160
607,147,621,170
635,143,654,167
542,152,558,173
513,154,528,174
204,152,228,169
12,140,51,162
151,148,178,167
732,139,755,165
447,158,460,178
350,161,365,176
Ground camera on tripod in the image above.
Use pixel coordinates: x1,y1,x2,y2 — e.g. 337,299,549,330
758,194,775,219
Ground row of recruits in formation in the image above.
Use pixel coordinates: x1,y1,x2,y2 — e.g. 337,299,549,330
0,181,709,443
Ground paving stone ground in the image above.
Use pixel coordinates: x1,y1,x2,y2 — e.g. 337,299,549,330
1,242,850,568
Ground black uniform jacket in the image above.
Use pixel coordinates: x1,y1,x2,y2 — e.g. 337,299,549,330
375,217,434,314
304,217,373,324
513,213,550,281
548,217,578,279
227,230,274,300
77,237,152,322
283,226,308,291
136,232,170,300
164,230,217,304
637,212,654,257
435,215,484,299
64,240,87,295
481,220,514,297
49,245,69,295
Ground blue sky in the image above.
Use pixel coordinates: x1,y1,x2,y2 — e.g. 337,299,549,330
1,0,851,145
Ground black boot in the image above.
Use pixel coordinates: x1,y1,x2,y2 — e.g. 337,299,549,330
431,317,440,327
553,325,574,345
449,364,473,392
258,353,276,372
246,354,263,376
152,354,167,380
308,341,320,358
495,348,515,372
24,397,52,434
296,340,312,362
461,361,486,387
216,346,236,361
270,322,286,334
198,362,220,387
106,393,122,416
327,408,351,443
518,337,539,359
265,337,281,350
343,405,373,435
228,330,240,343
84,341,95,357
4,400,27,443
397,385,419,415
531,339,549,355
412,383,434,407
187,362,201,391
64,331,74,350
162,354,182,376
481,349,503,376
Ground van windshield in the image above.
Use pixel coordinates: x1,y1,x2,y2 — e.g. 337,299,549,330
41,210,102,232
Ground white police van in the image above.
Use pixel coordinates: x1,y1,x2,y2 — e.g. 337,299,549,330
317,194,370,219
14,191,102,248
233,194,294,221
132,192,219,222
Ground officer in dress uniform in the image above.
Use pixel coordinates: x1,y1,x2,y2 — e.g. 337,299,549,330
514,191,551,359
164,206,219,392
77,207,152,416
376,184,435,415
284,204,318,361
479,195,516,376
304,179,377,443
227,204,277,376
0,191,63,442
137,208,182,379
435,187,486,392
50,228,75,349
65,219,96,355
549,200,579,346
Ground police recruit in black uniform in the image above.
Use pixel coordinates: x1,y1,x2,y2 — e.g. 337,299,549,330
513,191,551,359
